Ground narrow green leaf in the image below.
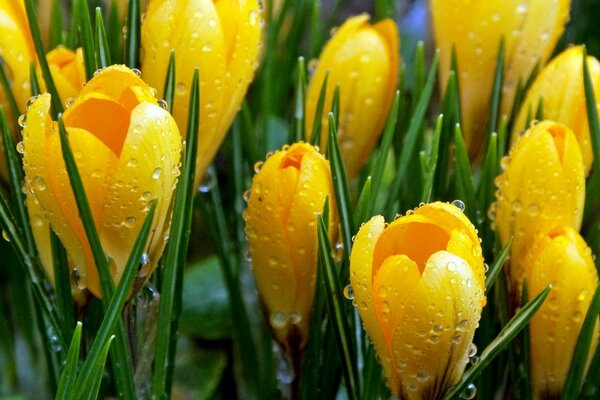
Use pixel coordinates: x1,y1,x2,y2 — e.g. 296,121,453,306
331,85,340,130
421,115,444,203
292,57,307,143
327,113,353,262
51,229,75,338
508,78,525,134
55,322,83,400
29,62,41,96
353,176,372,230
73,200,157,398
24,0,63,117
77,0,98,80
125,0,141,69
49,0,64,49
520,281,533,400
84,335,115,400
486,37,505,137
412,42,425,112
453,124,478,224
478,132,498,222
67,0,80,49
152,69,200,398
95,7,111,68
562,283,600,400
107,0,122,65
0,63,20,122
309,71,329,146
497,117,508,161
317,213,359,400
162,51,176,114
485,238,512,293
384,51,439,218
442,285,552,400
534,97,544,121
307,0,322,59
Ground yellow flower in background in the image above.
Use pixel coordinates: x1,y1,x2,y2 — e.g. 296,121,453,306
243,142,337,351
526,227,598,399
141,0,262,188
431,0,570,157
45,47,85,105
350,202,485,399
305,14,399,180
22,65,181,298
512,46,600,175
494,120,585,300
0,0,35,112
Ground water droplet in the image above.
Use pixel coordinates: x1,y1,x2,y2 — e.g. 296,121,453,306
132,68,142,77
198,169,216,193
123,216,137,228
243,189,251,202
33,176,46,191
65,97,75,108
572,311,582,323
458,319,470,331
270,311,287,329
91,169,102,179
288,312,302,325
483,263,489,273
176,82,186,95
202,43,213,52
416,371,429,382
254,161,263,173
343,284,354,300
452,199,465,212
447,261,457,272
16,141,25,154
127,158,138,168
158,99,169,110
139,253,150,269
249,10,259,25
152,167,162,179
461,383,477,399
25,95,39,110
578,289,589,301
470,356,479,365
468,342,477,357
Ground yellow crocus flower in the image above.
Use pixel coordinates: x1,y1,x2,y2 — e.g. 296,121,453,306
350,202,485,399
244,142,337,351
512,46,600,175
494,120,585,300
526,227,598,399
141,0,262,188
305,14,399,180
45,46,86,105
431,0,570,157
22,65,181,298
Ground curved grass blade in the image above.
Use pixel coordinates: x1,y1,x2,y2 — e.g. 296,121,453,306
162,51,176,114
292,57,307,143
84,335,115,400
57,117,136,399
309,71,329,146
73,200,157,398
95,7,111,68
486,37,505,137
50,0,63,49
317,211,359,400
384,50,439,218
55,321,83,400
442,285,551,400
76,0,97,80
24,0,63,117
453,124,478,224
353,176,372,230
421,115,443,203
485,238,512,293
152,68,200,399
0,63,21,121
30,63,41,96
561,284,600,400
107,0,122,64
125,0,141,69
327,113,353,262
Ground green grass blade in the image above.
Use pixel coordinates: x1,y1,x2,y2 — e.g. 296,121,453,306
442,285,551,400
485,238,512,293
30,62,41,96
327,113,353,262
24,0,63,117
317,213,359,400
84,335,115,400
55,321,82,400
309,71,329,146
535,97,544,121
384,50,439,218
50,0,63,49
421,115,443,203
331,85,340,130
292,57,307,143
412,42,425,113
152,69,200,398
107,0,122,65
487,37,505,136
95,7,111,68
353,176,372,230
0,63,21,121
162,51,176,114
76,0,97,80
57,117,136,399
453,124,478,224
67,0,79,49
73,200,157,398
562,284,600,400
368,91,400,216
125,0,141,69
50,229,75,337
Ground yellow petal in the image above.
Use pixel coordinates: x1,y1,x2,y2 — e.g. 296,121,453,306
45,47,86,105
495,120,585,298
511,46,600,175
527,227,598,399
431,0,570,157
391,251,484,399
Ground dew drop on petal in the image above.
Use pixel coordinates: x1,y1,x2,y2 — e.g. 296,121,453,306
343,284,354,300
452,199,465,212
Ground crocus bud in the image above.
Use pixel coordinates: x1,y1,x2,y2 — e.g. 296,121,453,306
44,47,85,105
305,14,399,180
244,142,337,352
431,0,570,157
22,65,182,298
493,121,585,299
0,0,35,113
526,227,598,399
350,202,485,399
141,0,262,188
512,46,600,175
